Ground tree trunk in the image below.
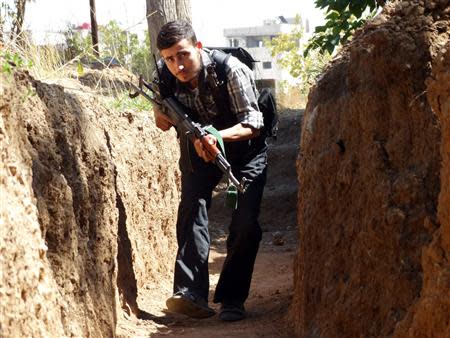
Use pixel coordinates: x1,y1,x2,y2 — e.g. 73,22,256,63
10,0,26,43
0,9,4,44
89,0,100,58
146,0,192,56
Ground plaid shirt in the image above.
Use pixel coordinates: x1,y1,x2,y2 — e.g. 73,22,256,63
166,50,264,129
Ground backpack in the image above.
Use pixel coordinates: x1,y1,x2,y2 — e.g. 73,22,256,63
206,47,279,139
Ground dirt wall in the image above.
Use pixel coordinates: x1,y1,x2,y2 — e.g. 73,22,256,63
293,1,449,337
0,69,180,337
393,41,450,338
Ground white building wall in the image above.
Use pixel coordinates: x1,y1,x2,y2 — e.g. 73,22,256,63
223,19,305,85
248,47,280,80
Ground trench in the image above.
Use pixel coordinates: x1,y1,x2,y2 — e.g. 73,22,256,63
117,108,303,337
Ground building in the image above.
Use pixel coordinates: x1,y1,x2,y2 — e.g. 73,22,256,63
223,16,311,89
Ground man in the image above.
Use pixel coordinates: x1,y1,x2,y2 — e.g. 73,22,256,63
153,20,267,322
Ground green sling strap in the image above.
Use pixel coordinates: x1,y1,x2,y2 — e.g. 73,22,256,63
204,126,238,209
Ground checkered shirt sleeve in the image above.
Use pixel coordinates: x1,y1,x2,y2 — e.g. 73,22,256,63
225,56,264,130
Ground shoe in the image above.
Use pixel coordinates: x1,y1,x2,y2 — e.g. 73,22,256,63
219,301,246,322
166,293,215,319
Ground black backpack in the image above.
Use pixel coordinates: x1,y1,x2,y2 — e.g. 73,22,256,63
206,47,279,139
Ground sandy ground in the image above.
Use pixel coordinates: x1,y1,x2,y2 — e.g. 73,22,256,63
117,109,303,337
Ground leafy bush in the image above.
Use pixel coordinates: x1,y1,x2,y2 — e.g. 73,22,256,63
266,16,331,94
63,24,92,61
1,50,28,74
62,20,154,80
305,0,384,55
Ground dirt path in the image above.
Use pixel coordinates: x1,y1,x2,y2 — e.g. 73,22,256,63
118,109,303,337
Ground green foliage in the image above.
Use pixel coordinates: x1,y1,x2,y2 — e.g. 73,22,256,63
62,20,153,80
76,60,84,76
0,50,37,101
62,24,92,60
100,21,153,79
129,34,153,80
266,19,304,78
266,16,331,94
100,20,129,62
1,50,32,74
306,0,384,55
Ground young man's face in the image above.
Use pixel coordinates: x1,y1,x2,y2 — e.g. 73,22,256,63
160,38,202,87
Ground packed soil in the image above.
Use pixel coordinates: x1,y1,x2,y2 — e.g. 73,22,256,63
293,2,449,337
116,109,303,337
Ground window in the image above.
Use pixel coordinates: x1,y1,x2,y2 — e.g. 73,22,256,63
262,62,272,69
229,38,239,47
246,37,266,48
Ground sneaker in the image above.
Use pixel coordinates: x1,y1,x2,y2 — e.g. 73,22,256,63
166,293,215,319
219,301,246,322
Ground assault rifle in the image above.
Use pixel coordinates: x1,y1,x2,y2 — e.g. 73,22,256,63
129,75,248,193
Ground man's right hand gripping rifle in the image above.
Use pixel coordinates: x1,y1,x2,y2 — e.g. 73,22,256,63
129,76,248,193
154,102,216,163
154,105,217,162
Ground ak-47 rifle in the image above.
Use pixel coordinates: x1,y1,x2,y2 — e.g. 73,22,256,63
129,74,248,194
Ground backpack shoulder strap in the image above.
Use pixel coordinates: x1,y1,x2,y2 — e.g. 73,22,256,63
208,49,230,84
206,50,234,122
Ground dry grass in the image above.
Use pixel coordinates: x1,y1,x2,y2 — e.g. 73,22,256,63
3,34,113,80
2,35,138,98
276,85,308,110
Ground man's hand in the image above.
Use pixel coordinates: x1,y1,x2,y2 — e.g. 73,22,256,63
154,106,174,131
194,134,217,162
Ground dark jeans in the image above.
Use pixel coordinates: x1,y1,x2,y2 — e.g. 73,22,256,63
173,142,267,305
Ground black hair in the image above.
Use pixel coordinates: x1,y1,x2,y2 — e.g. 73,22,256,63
157,20,197,50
